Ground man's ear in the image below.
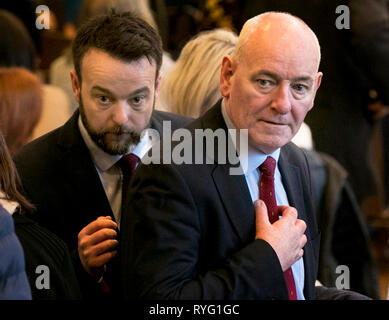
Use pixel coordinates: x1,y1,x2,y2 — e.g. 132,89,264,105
220,55,235,99
309,72,323,111
70,70,81,103
315,72,323,90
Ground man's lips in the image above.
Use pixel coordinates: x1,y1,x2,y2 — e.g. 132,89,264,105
259,119,288,126
106,131,131,136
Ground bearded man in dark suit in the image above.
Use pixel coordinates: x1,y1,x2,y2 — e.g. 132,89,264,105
14,11,189,298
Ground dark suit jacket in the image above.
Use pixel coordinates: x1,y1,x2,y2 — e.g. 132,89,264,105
13,109,191,298
121,101,321,300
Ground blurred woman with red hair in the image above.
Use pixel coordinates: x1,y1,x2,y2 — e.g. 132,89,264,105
0,67,42,155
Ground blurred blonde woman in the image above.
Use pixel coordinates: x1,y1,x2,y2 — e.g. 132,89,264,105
158,28,238,118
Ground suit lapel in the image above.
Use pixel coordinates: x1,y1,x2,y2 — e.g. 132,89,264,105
212,165,255,244
279,148,316,300
56,111,115,223
202,102,255,244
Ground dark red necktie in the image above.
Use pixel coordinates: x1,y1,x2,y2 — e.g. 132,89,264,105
259,156,297,300
99,154,139,294
118,153,139,201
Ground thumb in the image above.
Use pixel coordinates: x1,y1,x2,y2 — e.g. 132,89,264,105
254,200,270,227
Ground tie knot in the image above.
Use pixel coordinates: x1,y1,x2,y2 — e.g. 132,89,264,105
259,156,276,177
118,153,139,175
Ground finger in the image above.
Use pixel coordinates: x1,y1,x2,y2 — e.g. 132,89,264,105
254,200,270,227
87,239,119,258
80,217,117,236
278,206,298,221
295,219,307,234
298,249,304,259
87,250,118,269
300,234,307,248
85,228,118,247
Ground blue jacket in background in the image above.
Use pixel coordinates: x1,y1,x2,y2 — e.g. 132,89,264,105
0,204,31,300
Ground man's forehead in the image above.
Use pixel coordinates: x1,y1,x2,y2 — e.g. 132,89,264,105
238,45,320,80
239,34,320,76
81,48,157,74
81,50,156,81
79,51,157,99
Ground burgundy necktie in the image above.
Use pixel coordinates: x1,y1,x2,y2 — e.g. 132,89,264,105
118,153,139,201
99,154,138,294
259,156,297,300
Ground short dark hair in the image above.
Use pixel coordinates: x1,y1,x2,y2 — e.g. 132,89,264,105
72,10,163,82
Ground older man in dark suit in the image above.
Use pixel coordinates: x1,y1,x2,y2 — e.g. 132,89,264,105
14,11,189,299
120,12,369,300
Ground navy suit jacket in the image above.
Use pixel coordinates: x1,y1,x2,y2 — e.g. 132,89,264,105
121,101,321,299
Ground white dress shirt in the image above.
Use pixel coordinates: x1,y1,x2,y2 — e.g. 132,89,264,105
221,100,305,300
78,117,152,226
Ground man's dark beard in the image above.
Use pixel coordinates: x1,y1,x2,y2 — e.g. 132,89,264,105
79,96,144,155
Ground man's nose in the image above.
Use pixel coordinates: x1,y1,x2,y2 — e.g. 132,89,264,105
112,101,129,125
270,83,292,114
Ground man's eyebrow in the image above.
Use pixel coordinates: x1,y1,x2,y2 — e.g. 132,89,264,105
255,70,281,81
255,70,314,84
90,86,150,97
91,86,113,95
130,87,150,97
292,76,314,85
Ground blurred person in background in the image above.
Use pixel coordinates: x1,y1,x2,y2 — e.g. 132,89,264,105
0,133,32,298
158,28,237,116
0,127,80,299
0,9,72,140
350,0,389,216
0,200,31,300
0,67,42,155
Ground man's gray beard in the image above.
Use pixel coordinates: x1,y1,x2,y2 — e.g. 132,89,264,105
78,97,145,155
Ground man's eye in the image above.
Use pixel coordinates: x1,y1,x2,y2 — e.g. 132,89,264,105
258,79,272,87
293,84,307,92
98,96,111,104
132,96,145,105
